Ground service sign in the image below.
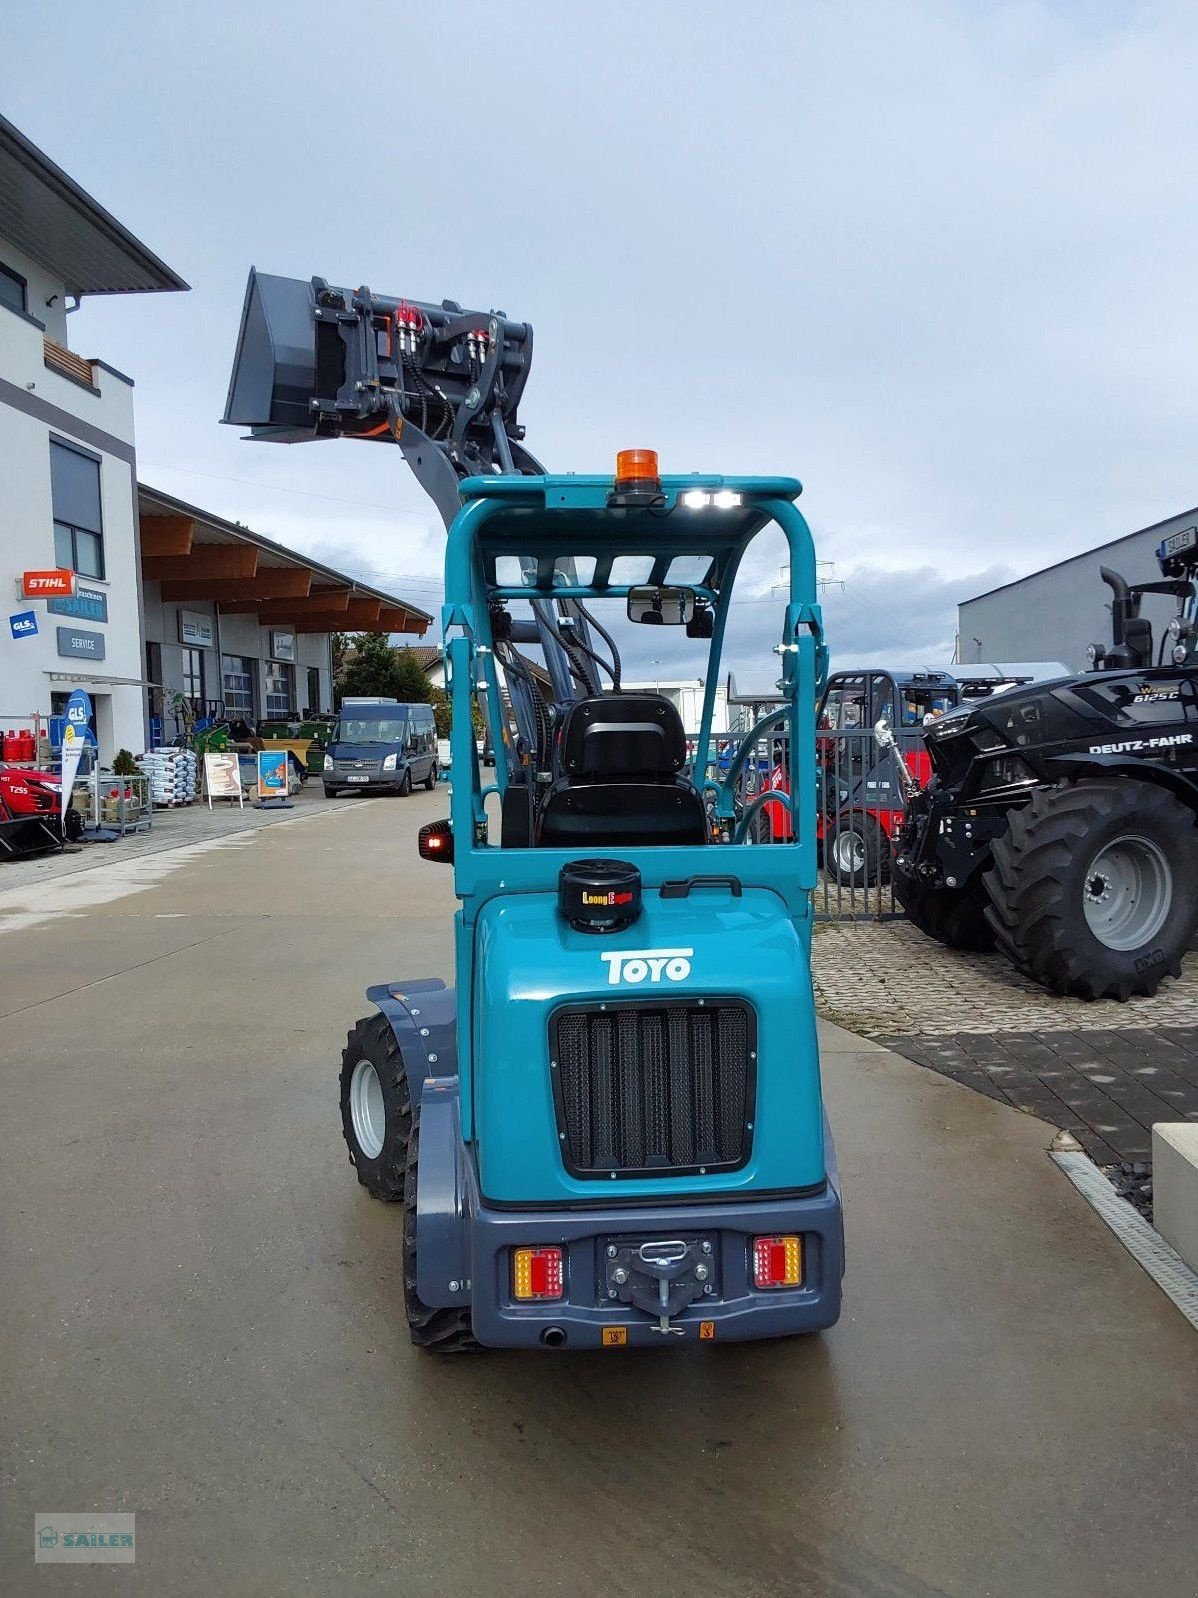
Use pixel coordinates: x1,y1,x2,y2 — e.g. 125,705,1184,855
179,610,215,648
56,626,106,661
9,610,37,640
270,630,296,662
23,568,75,599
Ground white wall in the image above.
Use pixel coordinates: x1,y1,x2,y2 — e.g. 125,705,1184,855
0,276,143,761
0,236,69,343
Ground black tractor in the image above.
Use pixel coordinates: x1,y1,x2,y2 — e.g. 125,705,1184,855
890,525,1198,1000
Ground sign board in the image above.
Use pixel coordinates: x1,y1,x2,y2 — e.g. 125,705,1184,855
23,568,75,598
48,584,108,624
203,751,244,809
9,610,38,640
270,630,296,662
179,610,215,648
256,749,290,800
56,626,106,661
60,689,93,822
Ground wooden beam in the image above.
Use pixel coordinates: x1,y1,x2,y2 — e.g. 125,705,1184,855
378,609,430,635
286,598,383,632
159,571,315,604
140,515,194,557
220,584,351,613
143,546,259,581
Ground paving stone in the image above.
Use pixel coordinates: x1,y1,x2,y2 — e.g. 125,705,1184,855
813,922,1198,1168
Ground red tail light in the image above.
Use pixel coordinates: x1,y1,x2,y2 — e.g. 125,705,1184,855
752,1235,802,1289
512,1246,564,1301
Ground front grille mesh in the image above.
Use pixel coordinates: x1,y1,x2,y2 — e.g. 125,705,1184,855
333,758,381,773
551,1002,754,1177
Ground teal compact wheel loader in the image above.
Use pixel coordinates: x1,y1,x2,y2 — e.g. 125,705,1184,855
225,271,843,1350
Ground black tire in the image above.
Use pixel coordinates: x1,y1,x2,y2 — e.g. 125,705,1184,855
339,1014,408,1199
747,802,775,844
398,768,413,797
403,1103,480,1353
893,864,995,951
323,785,340,798
424,762,438,791
983,779,1198,1001
826,814,890,887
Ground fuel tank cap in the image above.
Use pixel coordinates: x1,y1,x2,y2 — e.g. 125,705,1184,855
557,859,642,933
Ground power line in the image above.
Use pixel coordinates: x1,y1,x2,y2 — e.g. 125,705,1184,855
139,460,432,522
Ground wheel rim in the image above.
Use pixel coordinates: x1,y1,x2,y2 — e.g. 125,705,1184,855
833,830,865,874
1082,833,1172,952
349,1059,386,1158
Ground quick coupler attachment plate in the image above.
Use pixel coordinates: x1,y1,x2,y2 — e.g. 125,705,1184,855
602,1234,718,1335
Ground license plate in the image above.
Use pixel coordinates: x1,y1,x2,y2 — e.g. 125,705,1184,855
345,775,370,783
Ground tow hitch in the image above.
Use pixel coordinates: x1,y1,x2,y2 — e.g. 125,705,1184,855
603,1236,717,1335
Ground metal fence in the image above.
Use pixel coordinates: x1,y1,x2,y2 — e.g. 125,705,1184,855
711,722,906,921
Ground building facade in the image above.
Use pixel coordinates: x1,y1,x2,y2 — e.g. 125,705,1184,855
0,113,186,757
1,117,431,761
958,506,1198,675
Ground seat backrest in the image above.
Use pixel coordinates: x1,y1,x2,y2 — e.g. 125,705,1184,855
558,693,686,782
538,693,706,848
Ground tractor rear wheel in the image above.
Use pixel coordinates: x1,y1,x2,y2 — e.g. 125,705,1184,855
983,779,1198,1000
826,814,890,888
403,1104,480,1353
893,868,995,951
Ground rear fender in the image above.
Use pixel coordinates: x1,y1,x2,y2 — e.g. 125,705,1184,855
1043,753,1198,811
365,979,473,1309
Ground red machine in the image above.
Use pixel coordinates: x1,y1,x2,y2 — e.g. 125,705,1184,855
760,668,957,885
0,768,77,859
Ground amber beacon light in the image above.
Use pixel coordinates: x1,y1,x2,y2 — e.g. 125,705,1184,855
608,448,663,507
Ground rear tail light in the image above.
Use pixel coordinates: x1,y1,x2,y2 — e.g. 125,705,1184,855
512,1246,564,1301
752,1234,802,1289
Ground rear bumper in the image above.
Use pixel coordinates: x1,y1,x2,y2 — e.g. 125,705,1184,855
466,1176,843,1349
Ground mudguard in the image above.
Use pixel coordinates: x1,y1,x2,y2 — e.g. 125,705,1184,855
365,979,473,1310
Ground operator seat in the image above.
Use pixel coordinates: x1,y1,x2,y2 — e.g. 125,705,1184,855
537,693,708,848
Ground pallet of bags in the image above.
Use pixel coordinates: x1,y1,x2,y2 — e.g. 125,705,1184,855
136,748,199,807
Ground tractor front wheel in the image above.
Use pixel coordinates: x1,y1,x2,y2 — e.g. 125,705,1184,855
339,1014,409,1200
983,779,1198,1000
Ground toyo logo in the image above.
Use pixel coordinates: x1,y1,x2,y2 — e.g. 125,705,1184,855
600,947,693,986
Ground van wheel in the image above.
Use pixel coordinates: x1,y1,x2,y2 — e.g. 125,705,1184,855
398,769,412,797
424,762,438,790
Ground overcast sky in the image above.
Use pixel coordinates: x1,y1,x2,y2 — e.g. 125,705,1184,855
4,0,1197,681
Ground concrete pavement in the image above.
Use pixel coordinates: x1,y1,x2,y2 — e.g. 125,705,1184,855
0,795,1194,1597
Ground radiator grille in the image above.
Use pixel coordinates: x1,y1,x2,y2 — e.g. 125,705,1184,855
550,1000,756,1178
333,757,382,773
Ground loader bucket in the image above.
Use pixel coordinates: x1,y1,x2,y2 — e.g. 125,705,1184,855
223,269,320,439
0,815,63,861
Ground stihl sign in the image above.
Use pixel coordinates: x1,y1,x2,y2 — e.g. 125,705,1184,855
22,569,76,598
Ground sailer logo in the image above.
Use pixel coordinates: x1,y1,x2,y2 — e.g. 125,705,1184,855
600,948,693,986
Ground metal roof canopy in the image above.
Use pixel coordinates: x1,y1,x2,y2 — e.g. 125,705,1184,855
0,114,188,296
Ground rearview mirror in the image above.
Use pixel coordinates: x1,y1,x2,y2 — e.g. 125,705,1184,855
627,586,695,625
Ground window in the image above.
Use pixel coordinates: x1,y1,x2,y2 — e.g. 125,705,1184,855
50,439,104,578
0,262,27,315
265,661,295,718
181,647,205,709
306,667,321,714
222,655,255,717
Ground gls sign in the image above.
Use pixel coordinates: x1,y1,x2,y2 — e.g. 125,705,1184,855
600,947,693,986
